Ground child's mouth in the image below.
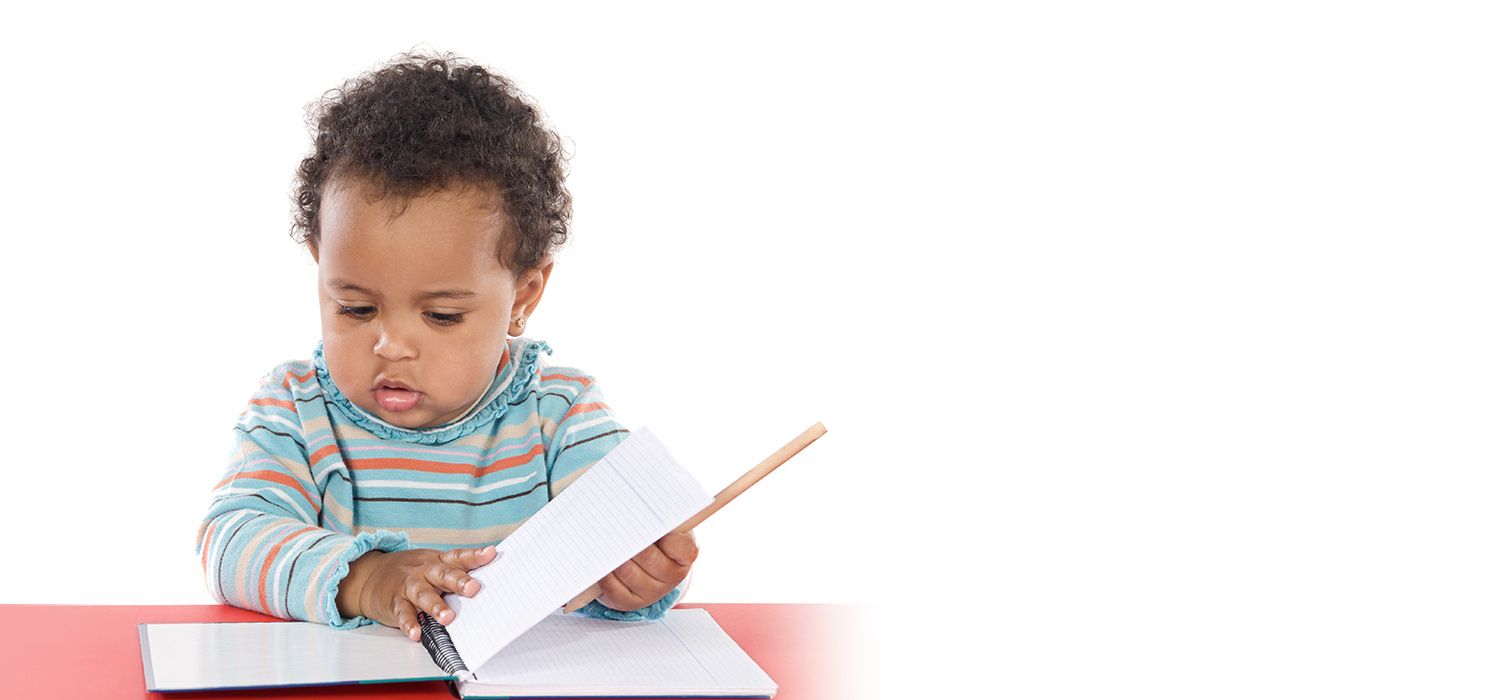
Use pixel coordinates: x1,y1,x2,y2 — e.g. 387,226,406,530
374,386,421,412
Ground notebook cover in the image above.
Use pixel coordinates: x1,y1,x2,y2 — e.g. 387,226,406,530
138,620,451,692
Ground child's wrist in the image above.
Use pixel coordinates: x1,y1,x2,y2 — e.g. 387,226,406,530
336,549,386,621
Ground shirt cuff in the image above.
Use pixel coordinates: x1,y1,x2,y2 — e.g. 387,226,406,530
575,586,683,622
323,529,414,629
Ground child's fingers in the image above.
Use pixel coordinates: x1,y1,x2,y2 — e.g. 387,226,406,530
631,544,687,581
598,571,650,611
443,545,499,571
392,597,421,641
617,556,672,593
657,532,698,567
425,561,481,598
408,581,455,625
630,543,669,573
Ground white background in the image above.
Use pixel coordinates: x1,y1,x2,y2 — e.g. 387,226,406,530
1,2,1497,697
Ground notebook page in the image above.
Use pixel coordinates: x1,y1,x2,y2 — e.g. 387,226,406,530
659,609,779,689
444,428,712,672
464,609,776,694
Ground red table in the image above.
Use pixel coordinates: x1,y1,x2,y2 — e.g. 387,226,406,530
0,603,860,699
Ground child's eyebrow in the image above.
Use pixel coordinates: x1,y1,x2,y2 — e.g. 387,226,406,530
328,278,478,300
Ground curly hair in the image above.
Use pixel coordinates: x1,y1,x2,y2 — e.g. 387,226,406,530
291,52,570,274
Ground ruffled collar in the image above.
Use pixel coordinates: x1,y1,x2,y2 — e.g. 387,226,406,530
312,337,552,445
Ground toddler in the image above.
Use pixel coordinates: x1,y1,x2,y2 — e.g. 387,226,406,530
196,53,696,641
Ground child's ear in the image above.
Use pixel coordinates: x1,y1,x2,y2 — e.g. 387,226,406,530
510,260,553,331
307,242,320,263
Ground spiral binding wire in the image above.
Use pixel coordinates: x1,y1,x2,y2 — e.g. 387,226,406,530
417,611,472,678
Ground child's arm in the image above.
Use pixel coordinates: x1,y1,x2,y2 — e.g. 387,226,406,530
540,371,694,620
196,364,410,628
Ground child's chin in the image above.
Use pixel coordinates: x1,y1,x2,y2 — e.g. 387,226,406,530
363,402,420,425
385,407,465,430
382,410,433,428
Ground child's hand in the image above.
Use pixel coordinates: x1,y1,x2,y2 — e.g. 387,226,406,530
336,546,498,640
596,531,698,611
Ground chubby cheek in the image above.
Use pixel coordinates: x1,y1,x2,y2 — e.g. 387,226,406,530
320,325,376,401
425,333,509,396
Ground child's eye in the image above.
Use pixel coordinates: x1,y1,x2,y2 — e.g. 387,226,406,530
427,312,465,326
336,305,375,319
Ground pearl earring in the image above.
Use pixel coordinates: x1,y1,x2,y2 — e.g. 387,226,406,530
513,316,526,330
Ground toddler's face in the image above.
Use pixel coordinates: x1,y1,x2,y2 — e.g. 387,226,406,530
311,177,547,429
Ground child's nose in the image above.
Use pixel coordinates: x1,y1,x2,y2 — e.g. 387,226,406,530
372,323,418,361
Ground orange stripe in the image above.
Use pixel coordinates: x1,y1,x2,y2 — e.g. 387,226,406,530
563,401,609,422
281,367,316,389
257,526,320,613
496,347,511,373
214,470,315,507
309,444,341,468
541,373,592,385
250,397,296,411
349,443,545,477
198,520,219,574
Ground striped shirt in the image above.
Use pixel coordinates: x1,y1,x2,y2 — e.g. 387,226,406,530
196,337,673,628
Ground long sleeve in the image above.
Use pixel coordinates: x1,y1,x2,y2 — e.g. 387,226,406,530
194,362,409,628
539,369,631,495
537,369,684,621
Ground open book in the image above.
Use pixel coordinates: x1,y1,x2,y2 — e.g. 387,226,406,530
140,609,776,697
143,429,776,697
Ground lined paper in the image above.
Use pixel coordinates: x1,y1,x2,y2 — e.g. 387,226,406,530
464,609,776,697
444,428,713,673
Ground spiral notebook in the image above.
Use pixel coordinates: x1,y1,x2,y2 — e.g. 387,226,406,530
141,429,774,697
140,609,777,698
